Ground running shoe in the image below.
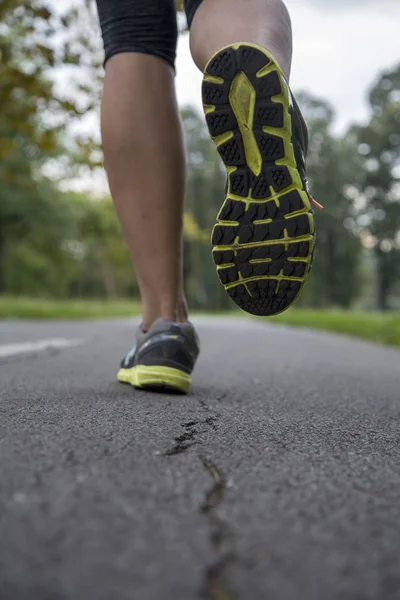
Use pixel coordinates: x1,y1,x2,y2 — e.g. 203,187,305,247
117,319,200,394
202,42,319,316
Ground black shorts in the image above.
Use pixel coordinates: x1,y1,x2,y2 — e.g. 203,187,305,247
95,0,204,69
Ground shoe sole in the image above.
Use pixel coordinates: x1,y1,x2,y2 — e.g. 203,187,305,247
117,365,191,394
202,43,315,316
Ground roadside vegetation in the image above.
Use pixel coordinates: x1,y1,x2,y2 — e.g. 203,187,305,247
1,297,399,348
1,2,399,348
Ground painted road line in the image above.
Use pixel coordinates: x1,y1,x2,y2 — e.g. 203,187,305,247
0,339,82,359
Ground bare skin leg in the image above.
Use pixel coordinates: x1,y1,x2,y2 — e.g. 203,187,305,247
101,53,188,331
100,0,292,330
189,0,293,80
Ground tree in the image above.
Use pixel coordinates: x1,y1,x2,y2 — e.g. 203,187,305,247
0,0,101,171
69,195,135,299
0,0,101,294
352,64,400,310
296,92,362,308
181,107,233,310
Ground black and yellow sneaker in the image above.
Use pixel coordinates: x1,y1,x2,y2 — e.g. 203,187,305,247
202,43,321,317
117,319,200,394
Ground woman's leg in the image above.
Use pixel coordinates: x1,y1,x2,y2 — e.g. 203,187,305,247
187,0,292,79
96,0,188,331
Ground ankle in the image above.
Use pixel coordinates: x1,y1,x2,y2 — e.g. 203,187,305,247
142,296,189,331
172,296,189,323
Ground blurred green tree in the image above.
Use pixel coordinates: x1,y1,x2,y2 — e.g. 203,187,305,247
1,0,398,313
0,0,101,294
290,93,363,308
182,107,233,310
68,195,134,299
352,65,400,310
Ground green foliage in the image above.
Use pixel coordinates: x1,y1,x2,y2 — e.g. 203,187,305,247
296,92,363,308
0,0,102,294
67,195,136,299
3,182,77,296
351,64,400,309
1,186,136,299
0,0,101,170
182,107,233,310
0,2,398,315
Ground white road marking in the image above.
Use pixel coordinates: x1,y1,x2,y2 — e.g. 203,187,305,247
0,338,82,359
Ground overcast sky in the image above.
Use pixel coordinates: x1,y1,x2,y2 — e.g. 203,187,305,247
175,0,400,132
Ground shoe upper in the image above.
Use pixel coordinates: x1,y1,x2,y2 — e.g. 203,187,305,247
120,319,200,375
290,91,306,168
289,90,315,203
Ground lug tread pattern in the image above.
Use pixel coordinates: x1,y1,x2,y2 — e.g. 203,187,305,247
203,44,316,316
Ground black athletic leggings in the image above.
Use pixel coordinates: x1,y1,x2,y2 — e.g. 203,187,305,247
95,0,204,69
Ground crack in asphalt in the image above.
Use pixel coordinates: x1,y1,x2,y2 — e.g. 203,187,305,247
200,456,238,600
163,417,218,456
163,403,237,599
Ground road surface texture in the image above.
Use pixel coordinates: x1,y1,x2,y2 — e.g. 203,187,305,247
1,316,400,600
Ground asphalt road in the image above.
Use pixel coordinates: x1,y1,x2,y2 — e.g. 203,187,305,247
0,316,400,600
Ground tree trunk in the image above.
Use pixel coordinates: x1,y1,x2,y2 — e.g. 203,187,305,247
0,221,4,294
376,248,391,311
100,258,117,298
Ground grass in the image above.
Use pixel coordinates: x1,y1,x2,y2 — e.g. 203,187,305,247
0,297,399,348
266,309,400,347
0,297,142,320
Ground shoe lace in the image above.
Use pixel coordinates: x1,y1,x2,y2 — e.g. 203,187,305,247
310,195,324,210
303,176,323,210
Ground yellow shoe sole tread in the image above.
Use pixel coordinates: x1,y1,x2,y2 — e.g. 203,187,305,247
202,43,315,316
